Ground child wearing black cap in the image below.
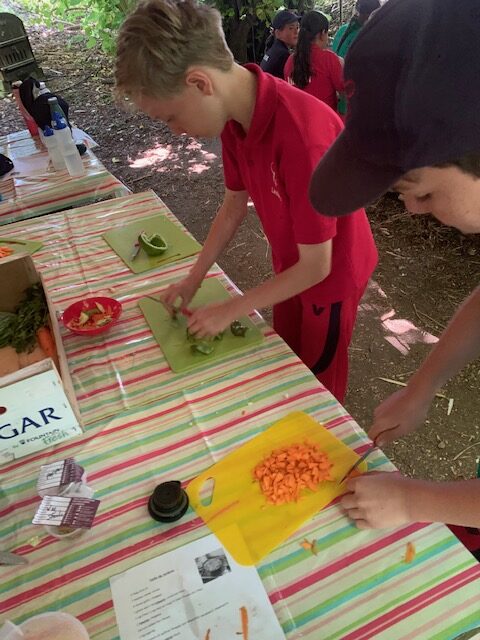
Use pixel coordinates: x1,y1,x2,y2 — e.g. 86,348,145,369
260,10,299,79
310,0,480,560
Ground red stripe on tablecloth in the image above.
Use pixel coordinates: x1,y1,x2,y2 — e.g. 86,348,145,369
70,344,158,375
0,373,316,514
88,386,323,482
48,271,218,307
77,599,114,623
0,178,122,218
0,518,203,614
342,563,480,640
77,355,298,401
13,495,150,556
65,329,153,358
268,523,429,604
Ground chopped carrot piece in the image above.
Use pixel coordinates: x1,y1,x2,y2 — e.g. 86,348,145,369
204,629,211,640
404,541,416,563
0,246,14,258
253,442,333,505
300,538,319,555
240,606,249,640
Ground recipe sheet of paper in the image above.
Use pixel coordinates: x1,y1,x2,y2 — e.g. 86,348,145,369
110,528,285,640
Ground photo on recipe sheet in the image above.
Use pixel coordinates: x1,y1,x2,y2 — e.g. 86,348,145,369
195,548,231,584
110,530,285,640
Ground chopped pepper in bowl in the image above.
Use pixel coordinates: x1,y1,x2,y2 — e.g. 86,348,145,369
62,297,122,336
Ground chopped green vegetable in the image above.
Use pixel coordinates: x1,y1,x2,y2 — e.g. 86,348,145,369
186,327,223,356
230,320,248,337
190,341,215,355
138,232,168,256
0,311,16,348
1,283,49,353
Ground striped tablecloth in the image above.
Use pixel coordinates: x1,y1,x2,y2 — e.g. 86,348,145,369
1,191,479,640
0,129,130,225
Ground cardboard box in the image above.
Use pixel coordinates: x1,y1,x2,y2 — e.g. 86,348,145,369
0,252,81,427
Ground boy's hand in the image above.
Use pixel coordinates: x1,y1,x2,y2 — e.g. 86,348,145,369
187,297,247,339
369,387,432,447
161,275,201,314
341,472,413,529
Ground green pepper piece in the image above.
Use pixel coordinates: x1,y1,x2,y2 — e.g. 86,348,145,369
230,320,248,337
191,341,215,355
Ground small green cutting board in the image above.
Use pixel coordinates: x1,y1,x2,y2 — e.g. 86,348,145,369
0,237,43,256
138,278,264,373
103,214,201,274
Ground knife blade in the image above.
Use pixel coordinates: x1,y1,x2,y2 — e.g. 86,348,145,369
0,551,28,566
130,240,141,261
146,295,181,319
0,237,27,245
339,445,376,484
130,229,145,261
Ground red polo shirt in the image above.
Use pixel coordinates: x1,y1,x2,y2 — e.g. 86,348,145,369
284,46,344,111
221,64,377,305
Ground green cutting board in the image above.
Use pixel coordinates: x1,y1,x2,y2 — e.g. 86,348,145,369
138,278,264,373
103,215,201,274
0,237,43,256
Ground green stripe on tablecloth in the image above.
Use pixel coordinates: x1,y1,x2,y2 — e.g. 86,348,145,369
430,612,480,640
283,537,467,636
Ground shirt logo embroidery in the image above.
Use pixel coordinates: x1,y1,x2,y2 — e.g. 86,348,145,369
271,162,282,201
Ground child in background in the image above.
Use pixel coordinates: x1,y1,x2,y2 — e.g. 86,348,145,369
260,10,299,79
332,0,380,117
284,11,344,114
332,0,380,59
115,0,377,402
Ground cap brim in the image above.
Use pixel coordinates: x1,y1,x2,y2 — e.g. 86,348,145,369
309,131,402,216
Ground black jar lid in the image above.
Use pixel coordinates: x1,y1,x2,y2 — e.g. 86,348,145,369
148,481,189,523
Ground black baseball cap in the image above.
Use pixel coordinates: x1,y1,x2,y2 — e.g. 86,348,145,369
356,0,380,15
309,0,480,217
272,10,299,30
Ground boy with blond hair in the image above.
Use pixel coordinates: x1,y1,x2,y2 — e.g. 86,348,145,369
115,0,377,402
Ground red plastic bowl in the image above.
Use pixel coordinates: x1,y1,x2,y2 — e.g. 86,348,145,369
62,296,122,336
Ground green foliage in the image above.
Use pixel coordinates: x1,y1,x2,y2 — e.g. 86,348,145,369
17,0,135,53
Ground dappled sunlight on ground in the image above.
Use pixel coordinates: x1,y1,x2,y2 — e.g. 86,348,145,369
360,280,439,356
129,138,217,175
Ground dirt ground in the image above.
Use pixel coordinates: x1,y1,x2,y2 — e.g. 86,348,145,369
2,13,480,484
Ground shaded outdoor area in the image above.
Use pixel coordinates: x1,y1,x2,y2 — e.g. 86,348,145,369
1,8,480,486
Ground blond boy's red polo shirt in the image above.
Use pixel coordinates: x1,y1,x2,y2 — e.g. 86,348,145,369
221,64,377,305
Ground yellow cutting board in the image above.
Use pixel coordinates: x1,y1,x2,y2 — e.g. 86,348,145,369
187,411,366,565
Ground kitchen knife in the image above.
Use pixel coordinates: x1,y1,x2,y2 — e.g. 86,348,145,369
0,551,28,566
339,445,376,484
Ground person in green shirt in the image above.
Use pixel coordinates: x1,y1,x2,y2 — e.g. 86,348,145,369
332,0,380,115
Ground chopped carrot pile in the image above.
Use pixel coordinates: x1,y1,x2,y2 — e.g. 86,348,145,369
0,246,14,258
253,442,333,505
404,541,416,563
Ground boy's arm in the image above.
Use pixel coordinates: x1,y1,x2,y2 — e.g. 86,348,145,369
188,188,249,285
341,472,480,529
187,240,332,337
162,189,248,308
370,285,480,446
